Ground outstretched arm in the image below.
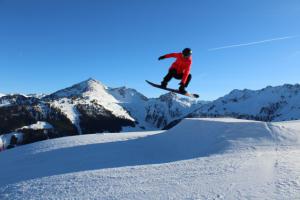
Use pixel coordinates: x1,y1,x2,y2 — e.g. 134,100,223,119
158,53,179,60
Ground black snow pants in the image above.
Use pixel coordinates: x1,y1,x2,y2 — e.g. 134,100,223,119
163,69,192,87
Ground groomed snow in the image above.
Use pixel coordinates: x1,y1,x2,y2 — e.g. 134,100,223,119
0,118,300,199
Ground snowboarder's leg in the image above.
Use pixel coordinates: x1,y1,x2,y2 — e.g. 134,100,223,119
179,74,192,94
184,74,192,87
161,69,177,88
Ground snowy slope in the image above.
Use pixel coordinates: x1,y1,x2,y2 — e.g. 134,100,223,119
50,98,82,134
191,84,300,122
0,118,300,199
0,93,5,97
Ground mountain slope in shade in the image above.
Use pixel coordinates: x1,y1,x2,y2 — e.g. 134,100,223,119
0,118,299,199
190,84,300,122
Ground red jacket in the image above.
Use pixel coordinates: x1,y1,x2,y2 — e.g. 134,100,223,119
164,53,192,85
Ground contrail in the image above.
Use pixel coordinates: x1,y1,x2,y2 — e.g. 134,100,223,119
208,35,298,51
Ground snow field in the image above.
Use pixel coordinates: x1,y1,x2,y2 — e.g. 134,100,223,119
0,118,300,199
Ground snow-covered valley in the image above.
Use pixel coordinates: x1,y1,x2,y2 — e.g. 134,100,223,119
0,118,299,199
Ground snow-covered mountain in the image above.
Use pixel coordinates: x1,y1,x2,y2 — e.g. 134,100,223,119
190,84,300,122
43,78,200,132
145,93,201,128
108,86,154,130
3,79,300,148
109,88,202,130
43,78,136,134
0,94,78,146
45,78,134,120
0,93,5,98
0,78,201,147
1,118,299,199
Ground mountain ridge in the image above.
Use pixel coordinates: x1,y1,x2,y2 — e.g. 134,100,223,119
0,78,201,148
2,78,300,148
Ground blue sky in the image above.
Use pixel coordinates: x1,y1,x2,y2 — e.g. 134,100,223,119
0,0,300,100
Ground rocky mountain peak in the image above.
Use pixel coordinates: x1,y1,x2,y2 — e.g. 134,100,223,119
158,92,178,102
43,78,108,100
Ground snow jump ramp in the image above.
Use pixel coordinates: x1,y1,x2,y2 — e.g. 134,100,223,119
0,118,300,186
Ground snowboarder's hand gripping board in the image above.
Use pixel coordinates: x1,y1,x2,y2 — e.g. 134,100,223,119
146,80,199,98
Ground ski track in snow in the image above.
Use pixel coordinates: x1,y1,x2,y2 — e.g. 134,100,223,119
0,118,300,199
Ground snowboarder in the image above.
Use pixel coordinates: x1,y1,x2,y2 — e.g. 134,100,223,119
158,48,192,94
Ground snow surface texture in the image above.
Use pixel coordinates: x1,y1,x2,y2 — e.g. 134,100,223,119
0,118,300,199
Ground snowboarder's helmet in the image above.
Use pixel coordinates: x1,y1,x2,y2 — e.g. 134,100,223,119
182,48,192,57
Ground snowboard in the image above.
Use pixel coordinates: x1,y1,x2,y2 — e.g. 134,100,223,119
146,80,199,98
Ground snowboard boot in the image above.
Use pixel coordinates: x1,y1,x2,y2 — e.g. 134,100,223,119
179,85,187,94
161,81,168,88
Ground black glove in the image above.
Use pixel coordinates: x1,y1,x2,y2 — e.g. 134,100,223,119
158,56,166,60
